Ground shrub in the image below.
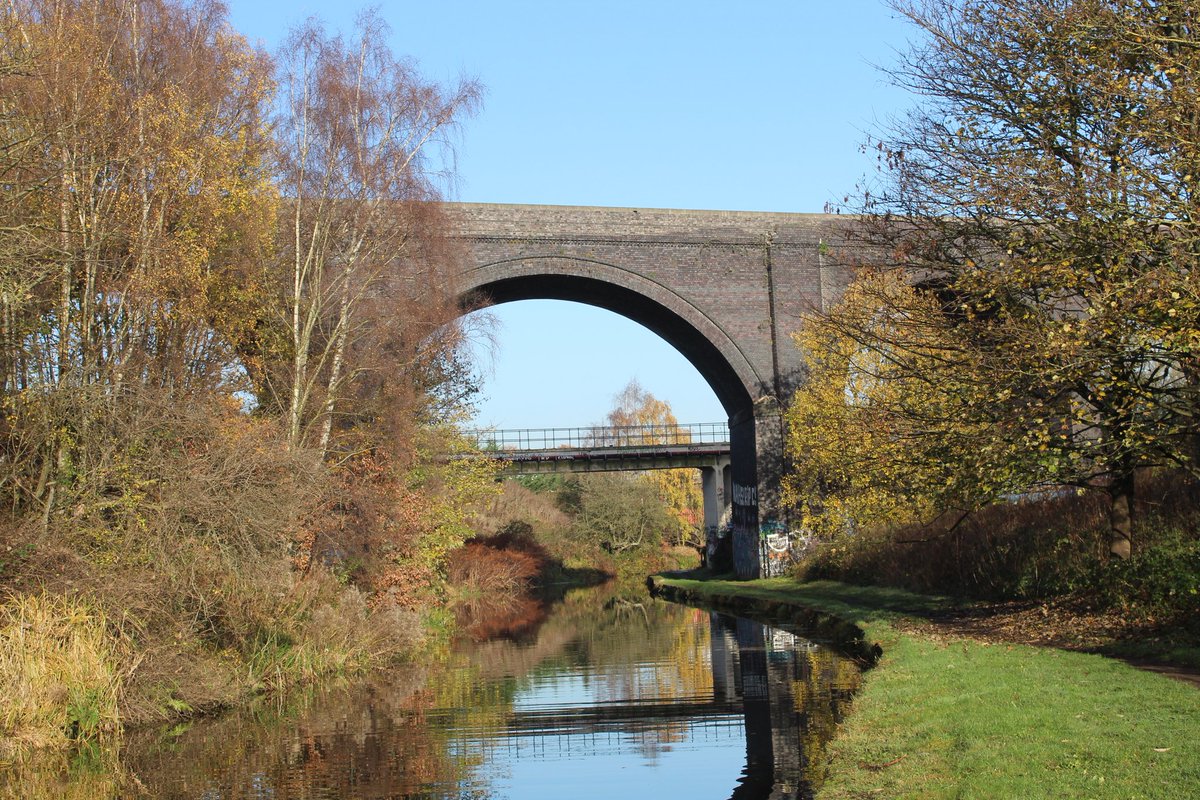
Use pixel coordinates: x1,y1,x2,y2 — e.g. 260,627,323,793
447,524,548,597
1085,531,1200,624
571,473,671,555
792,471,1200,622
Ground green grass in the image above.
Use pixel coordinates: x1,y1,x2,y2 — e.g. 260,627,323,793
655,575,1200,799
659,575,959,619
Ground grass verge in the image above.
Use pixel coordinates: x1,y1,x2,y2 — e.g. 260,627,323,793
654,575,1200,799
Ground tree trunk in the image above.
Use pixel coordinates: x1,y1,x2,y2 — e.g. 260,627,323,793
1108,469,1134,560
57,149,72,386
316,262,352,457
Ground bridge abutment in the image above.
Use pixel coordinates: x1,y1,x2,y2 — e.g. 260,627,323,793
728,405,793,579
754,403,792,578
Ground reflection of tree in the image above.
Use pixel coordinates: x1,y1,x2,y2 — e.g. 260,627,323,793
115,667,491,799
468,584,705,683
594,605,716,742
97,588,710,797
668,608,717,700
0,746,129,800
453,591,549,644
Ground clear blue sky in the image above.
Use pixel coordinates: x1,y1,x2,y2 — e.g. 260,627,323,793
227,1,914,429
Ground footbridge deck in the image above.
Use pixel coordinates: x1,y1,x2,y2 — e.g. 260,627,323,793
463,423,730,474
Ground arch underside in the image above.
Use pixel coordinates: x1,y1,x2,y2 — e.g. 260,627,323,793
458,257,757,420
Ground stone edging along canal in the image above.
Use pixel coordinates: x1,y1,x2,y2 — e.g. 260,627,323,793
646,574,883,667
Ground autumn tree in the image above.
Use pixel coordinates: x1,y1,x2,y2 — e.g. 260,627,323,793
603,380,703,546
787,272,1007,538
259,12,481,459
815,0,1200,558
0,0,493,596
0,0,275,520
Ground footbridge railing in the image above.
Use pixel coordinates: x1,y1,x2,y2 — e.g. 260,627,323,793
463,422,729,452
459,423,731,475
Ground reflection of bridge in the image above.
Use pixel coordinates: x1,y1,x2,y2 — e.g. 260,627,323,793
468,709,748,768
460,612,858,799
504,696,741,736
464,423,733,542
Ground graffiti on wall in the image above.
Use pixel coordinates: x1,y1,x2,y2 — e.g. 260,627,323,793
732,482,758,507
759,519,794,577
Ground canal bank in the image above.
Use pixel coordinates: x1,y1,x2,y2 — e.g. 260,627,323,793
650,574,1200,799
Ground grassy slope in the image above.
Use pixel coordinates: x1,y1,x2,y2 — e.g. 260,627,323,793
656,576,1200,800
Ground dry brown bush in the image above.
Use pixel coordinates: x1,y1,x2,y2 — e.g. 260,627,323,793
472,482,571,537
447,526,547,597
794,471,1200,603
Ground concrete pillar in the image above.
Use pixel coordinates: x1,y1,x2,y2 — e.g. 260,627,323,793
702,455,732,570
722,462,733,527
702,465,719,533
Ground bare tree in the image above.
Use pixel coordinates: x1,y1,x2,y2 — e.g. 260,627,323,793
269,12,481,458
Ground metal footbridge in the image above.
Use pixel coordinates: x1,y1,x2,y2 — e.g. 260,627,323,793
461,423,730,474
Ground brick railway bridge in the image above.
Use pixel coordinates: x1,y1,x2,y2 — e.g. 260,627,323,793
448,203,852,578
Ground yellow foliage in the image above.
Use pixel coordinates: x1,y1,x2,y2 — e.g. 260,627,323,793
606,381,703,545
645,468,704,546
784,271,1026,539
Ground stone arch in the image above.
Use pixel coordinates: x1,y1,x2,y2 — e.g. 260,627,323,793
457,249,766,579
458,255,758,421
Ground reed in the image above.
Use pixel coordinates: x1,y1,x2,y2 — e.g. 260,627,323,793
0,594,122,757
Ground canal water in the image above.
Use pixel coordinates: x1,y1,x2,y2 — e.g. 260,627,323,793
9,586,861,799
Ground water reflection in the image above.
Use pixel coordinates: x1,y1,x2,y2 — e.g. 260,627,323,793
1,588,859,799
717,616,859,798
